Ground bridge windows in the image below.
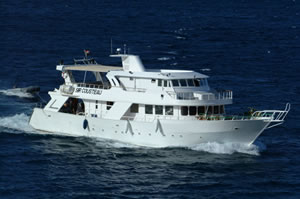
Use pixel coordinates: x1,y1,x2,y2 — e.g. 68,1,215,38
193,79,200,87
164,80,168,87
171,78,208,88
187,79,194,87
158,79,162,87
179,79,187,87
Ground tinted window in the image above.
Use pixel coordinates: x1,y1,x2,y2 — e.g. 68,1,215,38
214,106,219,114
145,105,153,114
155,105,163,115
187,79,194,87
181,106,188,116
164,80,168,87
172,80,179,87
207,106,213,114
130,104,139,113
158,79,162,87
107,101,114,110
165,106,173,115
220,105,225,114
189,106,196,115
194,79,200,87
179,79,187,87
198,106,205,115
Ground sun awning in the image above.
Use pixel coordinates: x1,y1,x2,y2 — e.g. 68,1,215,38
63,64,123,72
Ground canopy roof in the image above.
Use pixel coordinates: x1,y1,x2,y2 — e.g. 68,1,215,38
63,64,123,72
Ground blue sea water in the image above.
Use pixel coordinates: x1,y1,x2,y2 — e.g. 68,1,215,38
0,0,300,198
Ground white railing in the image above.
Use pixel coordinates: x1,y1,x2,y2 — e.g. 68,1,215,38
77,82,111,89
167,90,232,101
251,103,291,129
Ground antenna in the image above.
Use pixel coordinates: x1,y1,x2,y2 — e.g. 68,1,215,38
124,44,126,54
110,38,113,54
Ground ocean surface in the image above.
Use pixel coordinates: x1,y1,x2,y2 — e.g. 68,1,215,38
0,0,300,198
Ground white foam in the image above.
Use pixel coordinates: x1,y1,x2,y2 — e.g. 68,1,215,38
94,138,142,149
189,142,264,155
175,36,186,40
200,68,211,71
0,89,34,98
157,57,173,61
0,113,35,133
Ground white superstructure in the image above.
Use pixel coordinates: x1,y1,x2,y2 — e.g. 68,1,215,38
29,50,290,147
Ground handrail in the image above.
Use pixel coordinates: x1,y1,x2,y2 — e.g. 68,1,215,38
76,82,111,89
251,103,291,129
166,90,232,101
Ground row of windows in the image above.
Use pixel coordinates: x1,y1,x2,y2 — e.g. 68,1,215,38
181,105,224,116
171,79,208,88
129,104,224,116
155,78,208,88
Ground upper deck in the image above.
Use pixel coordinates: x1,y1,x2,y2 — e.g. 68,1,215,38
55,53,232,106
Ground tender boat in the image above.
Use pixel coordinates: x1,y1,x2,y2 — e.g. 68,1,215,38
29,50,290,147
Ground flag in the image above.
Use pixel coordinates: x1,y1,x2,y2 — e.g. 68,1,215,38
84,49,90,57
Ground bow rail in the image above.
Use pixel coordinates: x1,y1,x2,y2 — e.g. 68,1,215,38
251,103,291,129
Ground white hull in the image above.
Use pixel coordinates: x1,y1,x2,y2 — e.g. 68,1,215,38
29,108,270,147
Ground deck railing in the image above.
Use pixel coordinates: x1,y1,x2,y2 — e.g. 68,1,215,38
167,90,232,101
76,82,111,89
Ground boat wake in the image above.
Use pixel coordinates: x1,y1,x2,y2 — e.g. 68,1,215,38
0,89,35,98
0,113,35,133
189,142,265,155
0,114,266,155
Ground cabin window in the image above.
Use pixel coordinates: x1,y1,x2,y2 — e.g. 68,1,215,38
158,79,162,87
151,79,155,83
187,79,194,87
164,80,168,87
220,105,225,114
145,105,153,114
172,80,179,87
165,106,173,115
198,106,205,115
181,106,188,116
207,106,213,114
189,106,196,115
155,105,163,115
214,106,219,114
130,77,134,81
200,79,207,87
106,101,114,110
168,81,171,87
179,79,187,87
130,104,139,113
194,79,200,87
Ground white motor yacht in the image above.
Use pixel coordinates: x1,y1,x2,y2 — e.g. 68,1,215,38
29,50,290,147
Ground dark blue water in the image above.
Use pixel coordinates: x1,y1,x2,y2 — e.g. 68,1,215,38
1,0,300,198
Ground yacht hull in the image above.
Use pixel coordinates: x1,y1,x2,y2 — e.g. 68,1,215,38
30,108,269,147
